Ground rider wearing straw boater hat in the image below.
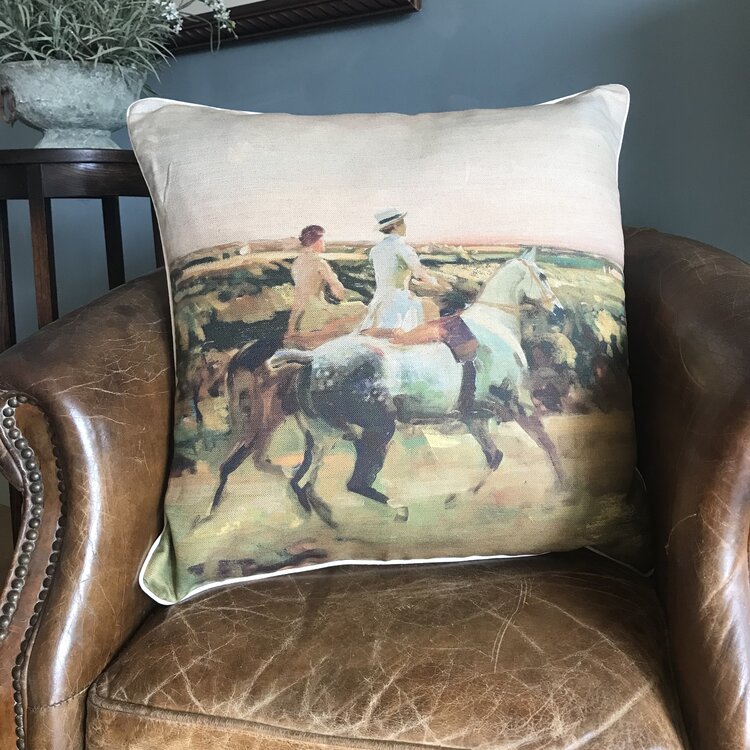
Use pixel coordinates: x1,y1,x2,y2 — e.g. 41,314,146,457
359,208,439,333
373,208,407,233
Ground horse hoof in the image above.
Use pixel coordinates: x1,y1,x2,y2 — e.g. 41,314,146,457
346,483,389,505
393,506,409,523
489,450,504,471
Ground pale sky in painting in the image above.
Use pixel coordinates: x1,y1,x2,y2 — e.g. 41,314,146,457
130,85,630,262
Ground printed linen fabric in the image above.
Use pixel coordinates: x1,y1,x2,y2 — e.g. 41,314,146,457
129,85,648,604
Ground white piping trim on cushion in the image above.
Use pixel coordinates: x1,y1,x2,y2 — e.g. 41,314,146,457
138,526,540,605
132,83,634,606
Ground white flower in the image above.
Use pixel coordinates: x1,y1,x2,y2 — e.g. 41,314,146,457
158,0,235,34
154,0,183,33
201,0,234,31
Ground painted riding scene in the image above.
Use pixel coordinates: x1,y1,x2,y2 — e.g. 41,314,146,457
151,210,645,601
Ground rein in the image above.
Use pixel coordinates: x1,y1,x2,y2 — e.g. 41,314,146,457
473,301,523,314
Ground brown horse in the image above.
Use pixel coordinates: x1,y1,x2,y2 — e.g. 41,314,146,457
204,311,367,525
207,339,298,511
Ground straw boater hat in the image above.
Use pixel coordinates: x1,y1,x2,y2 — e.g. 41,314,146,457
374,208,407,232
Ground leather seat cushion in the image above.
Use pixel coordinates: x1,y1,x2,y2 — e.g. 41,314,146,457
87,552,688,749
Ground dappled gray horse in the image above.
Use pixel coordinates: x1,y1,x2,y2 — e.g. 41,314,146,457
268,248,565,524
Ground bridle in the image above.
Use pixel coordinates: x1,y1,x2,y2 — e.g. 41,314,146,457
475,259,558,314
516,259,559,308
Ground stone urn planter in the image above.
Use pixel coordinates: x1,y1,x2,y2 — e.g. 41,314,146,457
0,60,145,149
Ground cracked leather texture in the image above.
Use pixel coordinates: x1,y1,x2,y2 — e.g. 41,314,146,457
2,230,749,749
0,273,173,749
88,552,688,749
625,229,750,749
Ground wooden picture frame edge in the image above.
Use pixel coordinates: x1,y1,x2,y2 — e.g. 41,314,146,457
173,0,422,53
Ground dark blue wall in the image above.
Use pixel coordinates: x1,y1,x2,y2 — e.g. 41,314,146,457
1,0,748,340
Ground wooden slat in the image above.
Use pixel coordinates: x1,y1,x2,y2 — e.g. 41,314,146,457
102,197,126,289
0,201,15,352
27,166,57,328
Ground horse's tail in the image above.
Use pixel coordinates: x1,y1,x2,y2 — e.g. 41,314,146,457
267,349,315,368
229,338,282,376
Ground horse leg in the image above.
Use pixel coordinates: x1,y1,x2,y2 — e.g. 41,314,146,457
191,391,207,448
515,413,565,484
254,421,322,522
346,423,395,505
190,437,255,527
209,438,255,513
442,417,504,506
289,428,338,528
290,429,315,514
466,416,503,471
300,436,338,529
193,393,203,427
250,428,287,478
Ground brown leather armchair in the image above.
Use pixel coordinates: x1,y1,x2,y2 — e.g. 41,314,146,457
0,229,748,750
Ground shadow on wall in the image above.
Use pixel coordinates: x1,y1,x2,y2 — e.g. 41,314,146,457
608,0,750,256
0,0,747,346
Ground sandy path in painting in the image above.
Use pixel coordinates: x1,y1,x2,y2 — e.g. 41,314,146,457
166,411,638,589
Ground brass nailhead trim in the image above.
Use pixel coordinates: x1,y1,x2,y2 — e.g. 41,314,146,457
0,395,66,749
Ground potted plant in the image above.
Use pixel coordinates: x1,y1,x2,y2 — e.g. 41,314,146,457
0,0,234,149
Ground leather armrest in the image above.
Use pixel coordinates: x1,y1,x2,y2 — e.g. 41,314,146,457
625,229,750,750
0,271,173,750
1,235,746,748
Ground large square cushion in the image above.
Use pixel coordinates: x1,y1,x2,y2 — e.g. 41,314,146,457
129,86,648,604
